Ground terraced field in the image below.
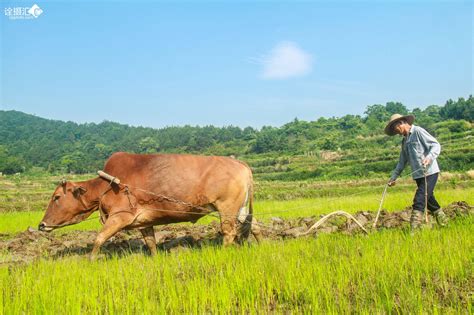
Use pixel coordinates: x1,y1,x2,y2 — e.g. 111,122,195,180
247,128,474,181
0,136,472,313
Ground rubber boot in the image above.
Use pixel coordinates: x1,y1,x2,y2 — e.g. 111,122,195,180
432,209,448,227
410,210,424,234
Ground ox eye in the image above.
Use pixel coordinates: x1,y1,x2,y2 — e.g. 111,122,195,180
53,195,60,201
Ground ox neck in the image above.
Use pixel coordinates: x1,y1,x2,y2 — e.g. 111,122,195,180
76,177,113,211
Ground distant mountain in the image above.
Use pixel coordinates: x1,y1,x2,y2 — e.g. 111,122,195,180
0,95,472,177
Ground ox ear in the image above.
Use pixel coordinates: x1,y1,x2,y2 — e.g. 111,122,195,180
72,185,87,196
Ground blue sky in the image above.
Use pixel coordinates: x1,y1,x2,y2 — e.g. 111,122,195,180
1,1,472,128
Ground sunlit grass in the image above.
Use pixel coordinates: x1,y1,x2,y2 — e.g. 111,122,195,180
1,187,472,234
1,217,472,313
255,186,474,219
0,174,472,313
0,211,102,234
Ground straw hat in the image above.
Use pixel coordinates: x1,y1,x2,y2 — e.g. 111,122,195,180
384,114,415,136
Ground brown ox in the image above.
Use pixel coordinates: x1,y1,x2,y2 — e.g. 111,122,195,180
39,152,262,258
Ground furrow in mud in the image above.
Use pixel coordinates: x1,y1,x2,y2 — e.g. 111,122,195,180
0,201,471,265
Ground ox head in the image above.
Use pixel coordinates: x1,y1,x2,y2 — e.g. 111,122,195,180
38,179,93,231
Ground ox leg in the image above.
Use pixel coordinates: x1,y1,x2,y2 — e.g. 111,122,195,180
90,213,135,260
221,218,237,246
217,200,244,246
140,226,157,256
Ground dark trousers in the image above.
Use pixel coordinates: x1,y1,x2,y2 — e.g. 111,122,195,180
413,172,440,212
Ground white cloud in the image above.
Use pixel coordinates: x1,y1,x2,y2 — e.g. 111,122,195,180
260,41,313,80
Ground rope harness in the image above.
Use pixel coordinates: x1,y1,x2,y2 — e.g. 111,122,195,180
54,165,431,235
67,172,217,228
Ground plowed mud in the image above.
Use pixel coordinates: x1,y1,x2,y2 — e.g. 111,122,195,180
1,201,472,265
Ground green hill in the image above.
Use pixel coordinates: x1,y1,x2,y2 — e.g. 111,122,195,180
0,96,473,180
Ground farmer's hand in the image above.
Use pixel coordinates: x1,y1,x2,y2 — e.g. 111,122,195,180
388,180,396,187
422,157,431,167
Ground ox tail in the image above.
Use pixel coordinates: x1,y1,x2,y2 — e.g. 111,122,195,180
237,175,262,243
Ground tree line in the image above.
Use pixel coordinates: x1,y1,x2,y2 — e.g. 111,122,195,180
0,95,472,175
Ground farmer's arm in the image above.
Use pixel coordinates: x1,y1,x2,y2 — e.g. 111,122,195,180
389,144,408,183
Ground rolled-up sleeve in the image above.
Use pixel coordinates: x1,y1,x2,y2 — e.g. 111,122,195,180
418,128,441,160
390,143,408,181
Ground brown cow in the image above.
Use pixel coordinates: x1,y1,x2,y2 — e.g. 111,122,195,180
39,152,262,258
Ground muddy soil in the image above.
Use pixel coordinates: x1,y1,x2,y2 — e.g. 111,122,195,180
0,201,472,265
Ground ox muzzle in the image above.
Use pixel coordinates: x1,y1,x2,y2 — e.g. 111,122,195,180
38,222,54,232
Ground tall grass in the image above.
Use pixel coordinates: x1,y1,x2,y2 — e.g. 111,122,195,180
1,174,472,313
1,217,472,313
256,186,474,219
0,186,472,234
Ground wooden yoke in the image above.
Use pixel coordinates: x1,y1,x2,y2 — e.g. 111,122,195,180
97,170,121,185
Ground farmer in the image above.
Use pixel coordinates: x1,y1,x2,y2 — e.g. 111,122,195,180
385,114,448,230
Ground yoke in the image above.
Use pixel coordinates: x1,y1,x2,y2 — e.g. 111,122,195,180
97,170,121,185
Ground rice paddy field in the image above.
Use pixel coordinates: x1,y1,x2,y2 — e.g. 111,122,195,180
0,173,473,313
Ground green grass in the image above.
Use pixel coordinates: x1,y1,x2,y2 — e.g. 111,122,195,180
1,217,472,313
256,186,474,219
1,185,472,234
255,174,474,200
0,174,473,313
0,211,102,234
1,186,472,234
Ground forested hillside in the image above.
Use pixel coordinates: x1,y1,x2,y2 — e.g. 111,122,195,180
1,96,473,179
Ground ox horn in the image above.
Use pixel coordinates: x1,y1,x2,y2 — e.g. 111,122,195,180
60,178,67,186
